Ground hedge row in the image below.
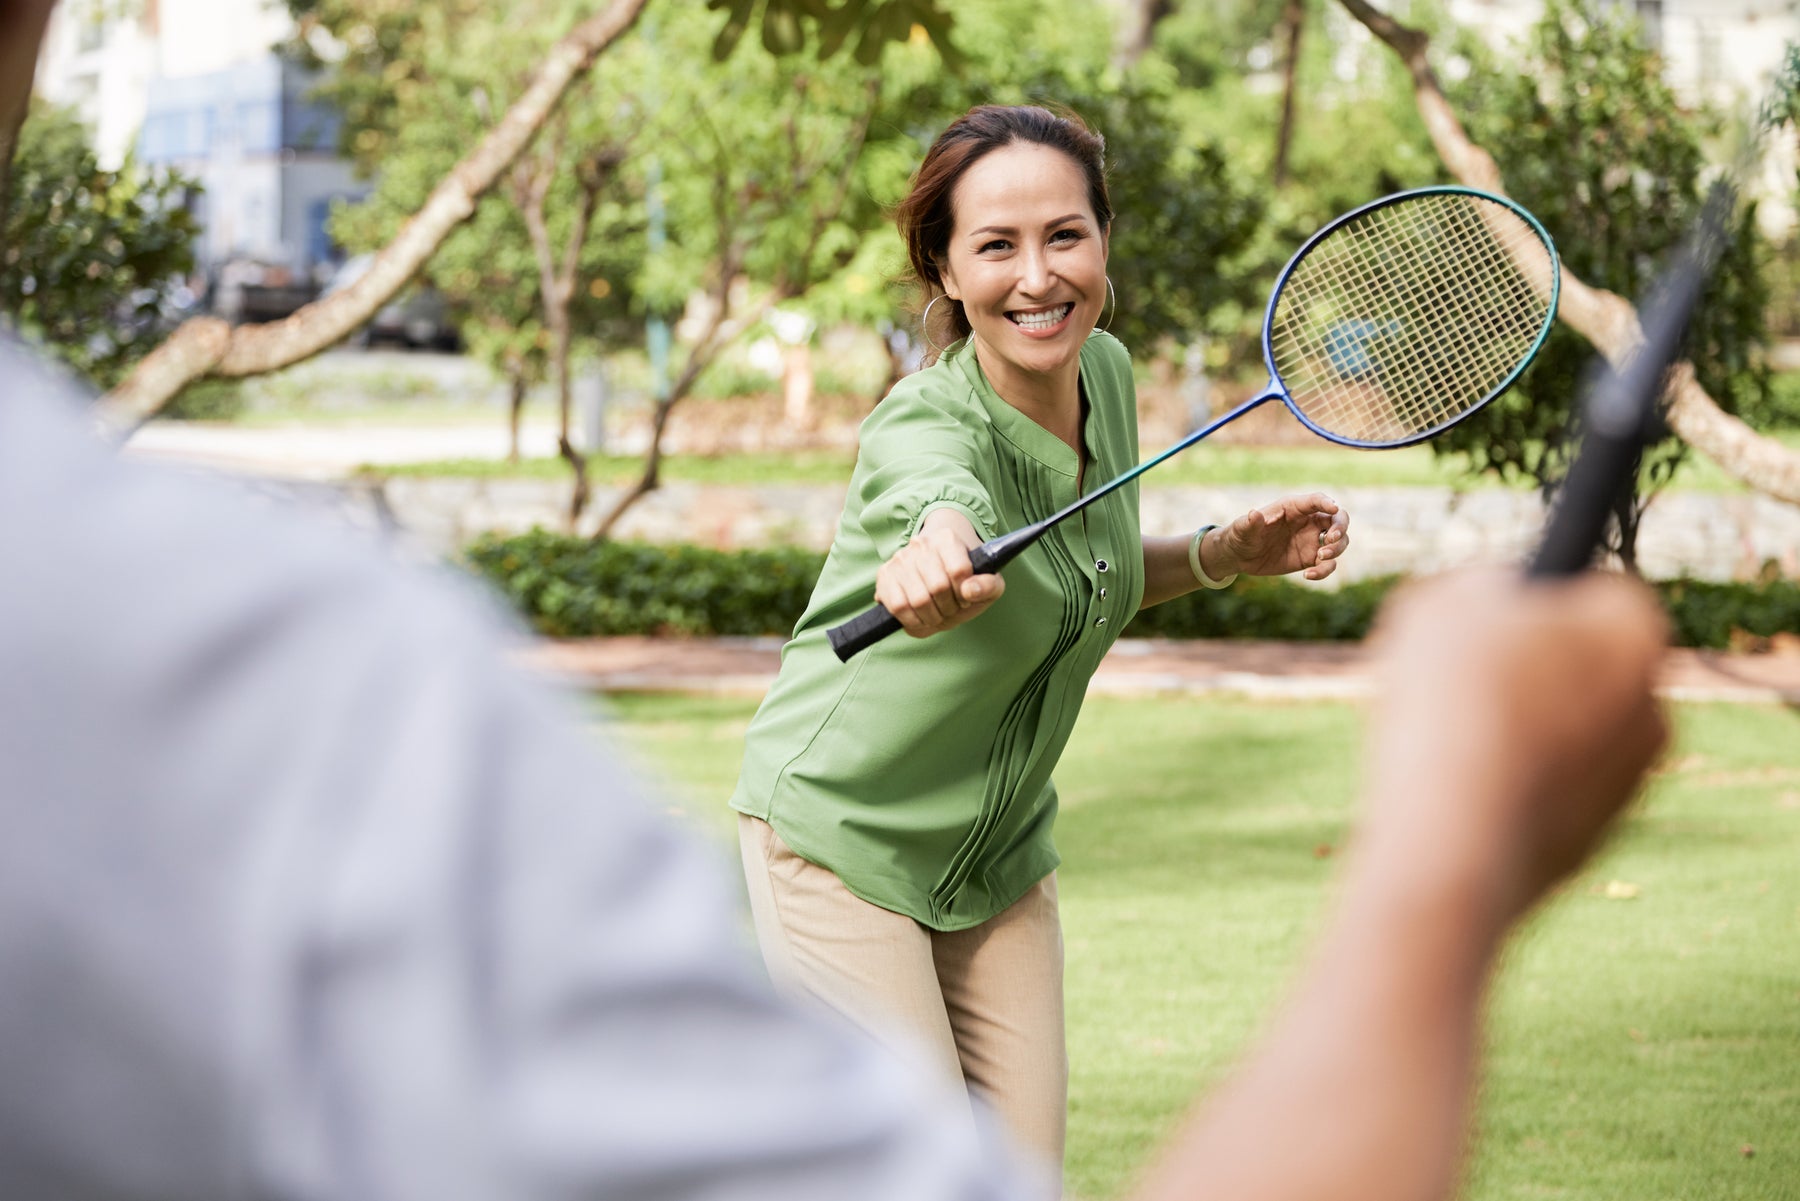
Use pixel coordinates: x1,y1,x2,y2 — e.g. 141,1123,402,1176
465,531,828,638
464,530,1800,649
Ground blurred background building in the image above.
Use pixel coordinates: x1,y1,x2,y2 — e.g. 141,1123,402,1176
34,0,365,317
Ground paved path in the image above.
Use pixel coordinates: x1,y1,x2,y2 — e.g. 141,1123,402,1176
127,419,566,481
521,636,1800,705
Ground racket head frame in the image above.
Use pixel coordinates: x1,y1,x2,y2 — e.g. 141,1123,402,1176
1256,185,1562,450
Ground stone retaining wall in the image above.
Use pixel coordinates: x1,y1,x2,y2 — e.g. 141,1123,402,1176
330,476,1798,582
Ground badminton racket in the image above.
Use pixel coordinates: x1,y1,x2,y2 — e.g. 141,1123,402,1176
832,185,1561,660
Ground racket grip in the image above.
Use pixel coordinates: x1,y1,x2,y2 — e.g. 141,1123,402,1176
1528,429,1641,578
827,603,905,661
824,524,1038,663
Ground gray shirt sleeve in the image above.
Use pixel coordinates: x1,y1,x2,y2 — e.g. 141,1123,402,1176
0,339,1047,1201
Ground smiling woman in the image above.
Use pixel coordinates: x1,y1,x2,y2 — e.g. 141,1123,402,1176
726,103,1356,1183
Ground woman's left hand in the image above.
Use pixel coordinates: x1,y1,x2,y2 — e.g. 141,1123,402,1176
1203,493,1351,582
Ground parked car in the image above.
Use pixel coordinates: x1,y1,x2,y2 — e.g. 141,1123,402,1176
209,258,318,325
322,254,463,351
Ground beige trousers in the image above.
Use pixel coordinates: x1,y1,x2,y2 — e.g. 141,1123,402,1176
737,814,1068,1170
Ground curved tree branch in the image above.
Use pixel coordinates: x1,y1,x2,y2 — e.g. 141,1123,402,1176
1337,0,1800,506
97,0,650,434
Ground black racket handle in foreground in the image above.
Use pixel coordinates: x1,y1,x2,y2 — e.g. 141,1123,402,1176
1529,183,1730,578
826,523,1045,660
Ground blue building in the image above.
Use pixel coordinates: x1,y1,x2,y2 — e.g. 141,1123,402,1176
136,56,366,299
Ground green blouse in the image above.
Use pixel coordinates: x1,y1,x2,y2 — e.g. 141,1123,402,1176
729,331,1144,931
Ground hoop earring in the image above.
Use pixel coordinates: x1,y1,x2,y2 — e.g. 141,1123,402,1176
1101,276,1117,332
921,293,949,355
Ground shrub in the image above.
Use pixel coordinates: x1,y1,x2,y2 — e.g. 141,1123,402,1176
464,532,1798,649
464,531,826,638
1658,577,1800,650
162,379,247,422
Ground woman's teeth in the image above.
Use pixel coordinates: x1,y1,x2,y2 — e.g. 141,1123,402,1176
1010,304,1072,331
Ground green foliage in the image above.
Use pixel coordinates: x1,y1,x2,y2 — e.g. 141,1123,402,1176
466,529,1400,640
1137,1,1441,364
294,0,1280,390
704,0,958,65
314,0,645,385
1762,370,1800,429
464,530,828,637
162,378,248,421
1125,572,1396,640
467,532,1800,647
1056,74,1268,355
857,0,1270,355
1443,1,1772,565
0,102,199,386
1658,576,1800,650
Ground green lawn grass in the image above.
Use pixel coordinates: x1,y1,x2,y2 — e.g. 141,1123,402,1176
376,443,1481,489
600,691,1800,1200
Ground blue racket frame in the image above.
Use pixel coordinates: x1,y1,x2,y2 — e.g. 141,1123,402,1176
1156,185,1562,478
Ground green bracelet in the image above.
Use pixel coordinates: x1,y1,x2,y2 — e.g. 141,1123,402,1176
1189,524,1238,590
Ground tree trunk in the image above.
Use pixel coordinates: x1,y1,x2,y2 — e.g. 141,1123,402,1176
782,339,814,429
505,359,528,464
95,0,649,432
0,0,58,223
1336,0,1800,507
519,134,612,527
1113,0,1174,69
1273,0,1306,188
589,281,751,542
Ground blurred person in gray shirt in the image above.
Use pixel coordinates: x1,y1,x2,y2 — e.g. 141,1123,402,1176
0,335,1668,1201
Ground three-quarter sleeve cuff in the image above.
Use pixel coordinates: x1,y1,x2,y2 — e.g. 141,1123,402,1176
907,493,999,547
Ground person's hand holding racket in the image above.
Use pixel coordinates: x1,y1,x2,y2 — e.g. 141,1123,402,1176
875,508,1006,639
1199,493,1352,584
1363,569,1668,926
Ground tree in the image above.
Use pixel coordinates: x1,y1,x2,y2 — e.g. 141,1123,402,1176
2,101,200,387
94,0,652,430
309,0,648,490
1337,0,1800,510
1415,0,1770,568
1271,0,1305,188
862,0,1273,363
588,17,889,538
77,0,958,430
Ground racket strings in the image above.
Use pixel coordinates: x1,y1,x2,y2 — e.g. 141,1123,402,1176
1285,199,1545,435
1270,192,1554,444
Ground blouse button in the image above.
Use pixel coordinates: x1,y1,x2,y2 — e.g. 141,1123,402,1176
1096,559,1109,573
1095,616,1108,628
1100,587,1108,599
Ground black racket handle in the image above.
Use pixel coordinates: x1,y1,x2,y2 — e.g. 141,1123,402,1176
825,603,907,660
1530,215,1712,579
826,523,1046,662
1528,417,1645,578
